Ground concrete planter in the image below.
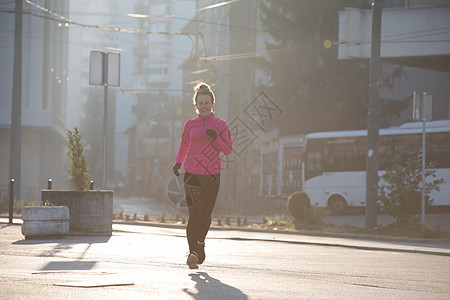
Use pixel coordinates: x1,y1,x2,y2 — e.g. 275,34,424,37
41,190,113,236
21,206,70,239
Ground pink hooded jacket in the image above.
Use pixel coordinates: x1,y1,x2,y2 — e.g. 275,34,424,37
176,113,232,175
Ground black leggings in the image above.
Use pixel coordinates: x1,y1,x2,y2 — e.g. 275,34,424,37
184,172,220,252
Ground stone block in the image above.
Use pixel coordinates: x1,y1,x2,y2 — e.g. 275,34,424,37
21,206,70,238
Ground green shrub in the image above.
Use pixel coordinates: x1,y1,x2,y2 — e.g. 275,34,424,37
287,191,311,220
288,191,323,225
376,148,445,223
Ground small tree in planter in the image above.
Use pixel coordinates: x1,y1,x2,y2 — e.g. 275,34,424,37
67,127,91,190
41,127,113,236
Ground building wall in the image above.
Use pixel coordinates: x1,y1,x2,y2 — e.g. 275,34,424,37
338,5,450,60
124,0,195,197
0,1,69,204
338,4,450,120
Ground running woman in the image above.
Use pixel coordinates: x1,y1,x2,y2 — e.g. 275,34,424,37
173,82,232,269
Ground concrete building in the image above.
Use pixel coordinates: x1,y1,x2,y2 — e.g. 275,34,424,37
0,1,70,203
0,0,196,206
31,0,194,193
123,0,196,197
66,0,120,189
338,0,450,119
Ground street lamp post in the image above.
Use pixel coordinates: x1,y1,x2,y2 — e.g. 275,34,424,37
89,51,120,189
412,91,432,230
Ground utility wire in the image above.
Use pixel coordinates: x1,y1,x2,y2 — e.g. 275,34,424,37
196,0,241,11
337,25,450,45
199,48,291,62
382,25,450,40
23,0,199,36
2,1,205,55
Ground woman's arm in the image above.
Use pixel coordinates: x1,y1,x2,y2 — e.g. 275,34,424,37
176,120,190,163
212,122,232,155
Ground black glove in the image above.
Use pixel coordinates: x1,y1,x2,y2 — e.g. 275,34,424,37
173,162,181,176
206,129,217,140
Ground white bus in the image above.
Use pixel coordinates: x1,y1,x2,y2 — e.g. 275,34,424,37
302,120,450,214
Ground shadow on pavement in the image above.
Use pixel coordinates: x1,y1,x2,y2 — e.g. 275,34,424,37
0,224,11,230
39,261,98,271
11,236,111,258
184,271,248,300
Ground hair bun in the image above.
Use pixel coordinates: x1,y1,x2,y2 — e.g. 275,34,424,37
195,82,211,92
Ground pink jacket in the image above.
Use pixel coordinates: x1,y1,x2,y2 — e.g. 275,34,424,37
176,113,232,175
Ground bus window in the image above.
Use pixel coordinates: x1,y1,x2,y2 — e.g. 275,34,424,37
395,134,420,156
324,137,365,172
305,151,322,180
429,132,450,168
379,134,421,170
379,135,398,170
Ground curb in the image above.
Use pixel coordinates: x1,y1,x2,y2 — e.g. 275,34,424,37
3,217,450,245
112,220,450,246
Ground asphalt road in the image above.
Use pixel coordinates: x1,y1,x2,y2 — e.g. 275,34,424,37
1,222,449,299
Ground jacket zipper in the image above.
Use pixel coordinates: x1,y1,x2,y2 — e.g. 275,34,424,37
202,113,212,129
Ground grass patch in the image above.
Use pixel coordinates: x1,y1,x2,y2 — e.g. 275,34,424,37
367,222,449,239
261,215,293,230
108,211,449,239
260,214,449,239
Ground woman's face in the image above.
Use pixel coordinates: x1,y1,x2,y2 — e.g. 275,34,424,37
196,95,214,118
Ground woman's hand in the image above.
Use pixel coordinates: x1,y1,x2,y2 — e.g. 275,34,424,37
206,129,217,140
173,162,182,176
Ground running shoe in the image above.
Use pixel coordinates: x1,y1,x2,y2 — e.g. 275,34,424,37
186,251,199,269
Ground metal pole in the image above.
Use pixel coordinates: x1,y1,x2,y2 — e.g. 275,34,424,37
365,0,383,228
421,101,426,230
102,53,108,190
8,179,15,225
8,0,23,202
